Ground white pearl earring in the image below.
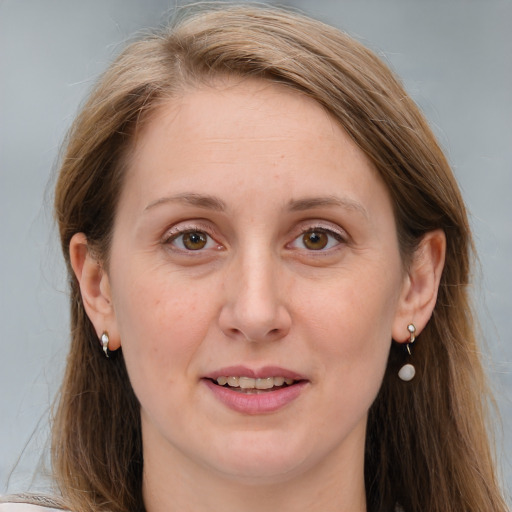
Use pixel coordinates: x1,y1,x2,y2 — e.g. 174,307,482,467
101,332,110,358
398,324,416,382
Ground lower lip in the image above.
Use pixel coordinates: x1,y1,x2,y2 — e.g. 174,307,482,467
203,379,308,414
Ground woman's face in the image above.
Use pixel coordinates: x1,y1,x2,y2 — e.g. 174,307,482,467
105,78,409,483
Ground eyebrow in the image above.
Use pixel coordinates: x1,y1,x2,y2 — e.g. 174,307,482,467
287,195,369,219
144,193,226,212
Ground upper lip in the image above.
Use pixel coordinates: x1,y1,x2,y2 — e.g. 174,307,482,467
204,365,307,381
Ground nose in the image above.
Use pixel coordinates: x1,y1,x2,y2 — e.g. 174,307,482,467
218,250,292,343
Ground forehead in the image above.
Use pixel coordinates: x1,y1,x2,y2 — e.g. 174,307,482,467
120,77,389,219
137,78,342,149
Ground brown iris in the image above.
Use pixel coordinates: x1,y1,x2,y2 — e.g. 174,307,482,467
302,230,329,250
182,231,208,250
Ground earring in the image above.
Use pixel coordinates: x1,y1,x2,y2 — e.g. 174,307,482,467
398,323,416,381
101,332,110,358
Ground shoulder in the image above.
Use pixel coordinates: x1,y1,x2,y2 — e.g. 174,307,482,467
0,506,65,512
0,496,67,512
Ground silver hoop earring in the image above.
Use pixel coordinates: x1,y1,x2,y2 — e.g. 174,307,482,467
398,323,416,381
101,332,110,358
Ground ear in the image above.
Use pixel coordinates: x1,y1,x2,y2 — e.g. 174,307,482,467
69,233,121,351
392,229,446,342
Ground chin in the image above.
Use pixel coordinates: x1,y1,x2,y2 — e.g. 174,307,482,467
202,430,319,484
211,458,308,486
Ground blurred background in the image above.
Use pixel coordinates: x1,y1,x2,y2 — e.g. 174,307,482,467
1,0,511,501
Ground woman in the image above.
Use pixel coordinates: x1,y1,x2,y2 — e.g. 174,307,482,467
1,3,507,512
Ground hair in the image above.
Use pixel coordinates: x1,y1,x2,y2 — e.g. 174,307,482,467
52,3,507,512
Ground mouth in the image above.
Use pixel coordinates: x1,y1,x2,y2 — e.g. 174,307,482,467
203,367,308,413
209,375,301,394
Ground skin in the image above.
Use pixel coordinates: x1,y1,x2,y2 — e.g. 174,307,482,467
71,78,445,512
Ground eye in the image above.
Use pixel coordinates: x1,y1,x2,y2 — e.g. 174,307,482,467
166,229,218,251
290,228,344,251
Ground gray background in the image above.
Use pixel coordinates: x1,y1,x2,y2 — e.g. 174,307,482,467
1,0,511,502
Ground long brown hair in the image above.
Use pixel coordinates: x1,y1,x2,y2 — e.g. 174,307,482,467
53,4,507,511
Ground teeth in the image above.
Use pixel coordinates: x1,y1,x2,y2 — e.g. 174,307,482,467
256,377,273,390
273,376,285,386
227,376,239,387
239,377,256,389
215,376,296,389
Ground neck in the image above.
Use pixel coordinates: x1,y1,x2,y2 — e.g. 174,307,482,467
142,431,367,512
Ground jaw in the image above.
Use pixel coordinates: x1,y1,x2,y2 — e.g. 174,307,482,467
141,410,369,512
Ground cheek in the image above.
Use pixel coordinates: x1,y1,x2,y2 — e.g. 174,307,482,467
299,266,400,380
112,270,217,379
305,291,393,435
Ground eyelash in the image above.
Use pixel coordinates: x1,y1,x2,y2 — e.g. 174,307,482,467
162,223,347,254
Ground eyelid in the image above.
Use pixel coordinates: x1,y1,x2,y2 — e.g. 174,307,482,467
293,220,347,240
